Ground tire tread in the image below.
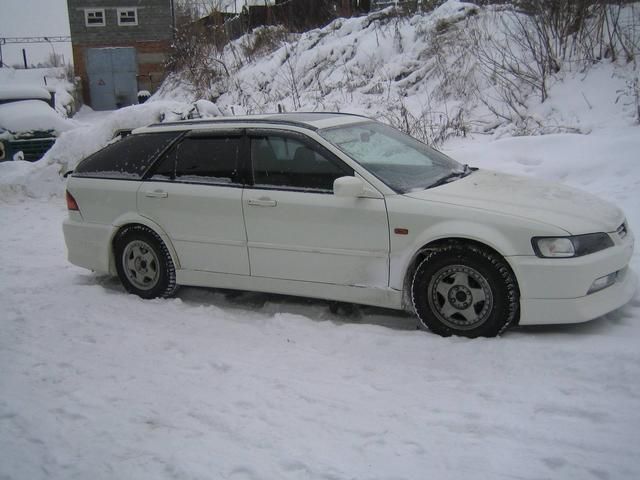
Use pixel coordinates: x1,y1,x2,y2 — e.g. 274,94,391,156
411,244,519,337
114,225,178,299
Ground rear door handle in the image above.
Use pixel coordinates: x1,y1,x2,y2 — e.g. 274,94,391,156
145,190,168,198
247,198,277,207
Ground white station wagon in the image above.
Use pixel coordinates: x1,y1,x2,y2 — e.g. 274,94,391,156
63,113,636,337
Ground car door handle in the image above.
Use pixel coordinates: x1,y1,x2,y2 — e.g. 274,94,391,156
145,190,168,198
247,198,277,207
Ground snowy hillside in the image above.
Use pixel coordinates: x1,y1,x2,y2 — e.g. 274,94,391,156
156,1,640,141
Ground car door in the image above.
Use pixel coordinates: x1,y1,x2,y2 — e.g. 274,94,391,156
242,130,390,287
138,131,250,275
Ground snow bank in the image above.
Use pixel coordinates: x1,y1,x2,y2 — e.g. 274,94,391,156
45,101,196,172
0,160,63,198
0,100,197,198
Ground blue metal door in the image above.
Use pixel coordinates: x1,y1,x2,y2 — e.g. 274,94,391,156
86,47,137,110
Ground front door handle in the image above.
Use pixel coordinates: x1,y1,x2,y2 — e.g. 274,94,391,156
145,190,168,198
247,198,277,207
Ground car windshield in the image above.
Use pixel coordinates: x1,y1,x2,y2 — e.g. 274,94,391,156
319,121,466,193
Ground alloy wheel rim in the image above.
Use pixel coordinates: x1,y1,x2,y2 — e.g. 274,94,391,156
427,264,493,331
122,240,160,291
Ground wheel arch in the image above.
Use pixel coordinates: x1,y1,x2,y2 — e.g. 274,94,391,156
400,236,520,312
108,214,180,275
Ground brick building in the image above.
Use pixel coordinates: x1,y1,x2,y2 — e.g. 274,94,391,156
67,0,175,110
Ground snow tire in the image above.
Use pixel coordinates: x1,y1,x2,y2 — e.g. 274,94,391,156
114,225,178,299
411,244,519,338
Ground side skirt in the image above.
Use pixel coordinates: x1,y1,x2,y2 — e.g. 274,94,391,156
177,269,404,309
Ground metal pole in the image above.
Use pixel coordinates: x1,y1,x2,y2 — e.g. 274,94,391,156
22,48,28,69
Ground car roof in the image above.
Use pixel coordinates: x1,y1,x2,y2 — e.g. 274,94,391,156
135,112,372,134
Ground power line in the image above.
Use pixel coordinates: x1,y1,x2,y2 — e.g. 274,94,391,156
0,36,71,44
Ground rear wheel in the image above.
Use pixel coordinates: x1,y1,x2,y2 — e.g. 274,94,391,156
411,244,518,337
114,225,178,299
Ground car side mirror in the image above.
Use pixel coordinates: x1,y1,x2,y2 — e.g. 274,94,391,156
333,176,366,197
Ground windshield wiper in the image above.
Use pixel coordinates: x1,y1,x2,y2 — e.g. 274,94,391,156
426,164,473,189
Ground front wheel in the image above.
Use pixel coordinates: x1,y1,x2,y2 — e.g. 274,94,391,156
411,244,519,338
114,225,178,299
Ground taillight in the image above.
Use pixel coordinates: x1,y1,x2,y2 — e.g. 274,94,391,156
66,190,79,211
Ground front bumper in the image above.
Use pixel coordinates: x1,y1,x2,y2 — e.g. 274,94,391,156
518,267,637,325
509,230,636,325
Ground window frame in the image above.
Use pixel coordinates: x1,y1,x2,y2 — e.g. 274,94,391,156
117,7,139,26
84,8,106,27
248,129,354,194
145,130,248,188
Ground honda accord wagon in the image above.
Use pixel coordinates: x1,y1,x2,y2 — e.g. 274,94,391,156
63,113,636,337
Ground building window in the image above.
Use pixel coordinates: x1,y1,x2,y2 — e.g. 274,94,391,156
85,9,105,27
117,8,138,26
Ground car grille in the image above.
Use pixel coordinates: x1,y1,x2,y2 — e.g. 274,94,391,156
8,138,56,162
617,222,628,240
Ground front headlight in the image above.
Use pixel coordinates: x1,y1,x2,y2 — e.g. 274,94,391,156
532,233,614,258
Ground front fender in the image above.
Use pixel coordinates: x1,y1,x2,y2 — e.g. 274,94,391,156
389,219,523,290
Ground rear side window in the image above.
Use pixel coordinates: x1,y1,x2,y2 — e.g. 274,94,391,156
151,136,242,185
74,133,177,179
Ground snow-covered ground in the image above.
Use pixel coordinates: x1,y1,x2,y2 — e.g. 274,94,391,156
1,124,639,479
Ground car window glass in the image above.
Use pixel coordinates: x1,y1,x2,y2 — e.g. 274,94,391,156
151,136,241,185
320,122,463,193
251,135,351,192
74,132,177,179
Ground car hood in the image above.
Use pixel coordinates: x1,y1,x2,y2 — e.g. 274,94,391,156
404,169,624,235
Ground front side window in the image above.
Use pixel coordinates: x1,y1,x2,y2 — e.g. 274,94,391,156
151,136,242,186
319,122,465,193
74,133,177,179
117,8,138,26
85,9,105,27
251,134,352,192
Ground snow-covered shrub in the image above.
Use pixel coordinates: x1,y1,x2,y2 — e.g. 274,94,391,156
239,26,290,63
616,72,640,123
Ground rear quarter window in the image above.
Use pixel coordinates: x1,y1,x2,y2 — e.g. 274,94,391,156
73,132,178,180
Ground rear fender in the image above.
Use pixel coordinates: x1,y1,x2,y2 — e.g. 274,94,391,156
109,213,181,274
